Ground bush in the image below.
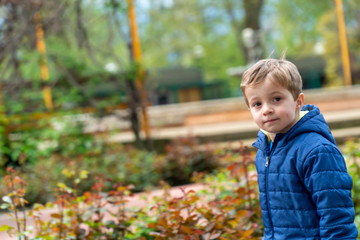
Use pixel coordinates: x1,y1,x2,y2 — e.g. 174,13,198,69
156,136,220,186
0,127,219,204
0,151,263,239
342,138,360,233
0,142,163,205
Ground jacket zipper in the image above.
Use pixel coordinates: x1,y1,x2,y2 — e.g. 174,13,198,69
265,156,270,167
265,142,277,239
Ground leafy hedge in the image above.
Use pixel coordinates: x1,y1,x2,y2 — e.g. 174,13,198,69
0,146,263,239
0,120,221,204
342,138,360,231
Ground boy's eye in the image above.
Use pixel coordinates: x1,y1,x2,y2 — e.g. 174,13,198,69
274,97,281,102
253,102,261,107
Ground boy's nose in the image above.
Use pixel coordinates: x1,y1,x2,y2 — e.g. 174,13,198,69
262,103,274,115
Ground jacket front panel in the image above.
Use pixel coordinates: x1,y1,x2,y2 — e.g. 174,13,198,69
253,104,358,239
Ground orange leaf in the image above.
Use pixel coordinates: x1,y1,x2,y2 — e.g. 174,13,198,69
83,192,91,199
180,225,193,234
241,229,254,238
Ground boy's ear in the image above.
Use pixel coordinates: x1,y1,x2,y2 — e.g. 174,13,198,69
296,93,305,110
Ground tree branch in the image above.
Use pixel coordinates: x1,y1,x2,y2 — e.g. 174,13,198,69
75,0,99,66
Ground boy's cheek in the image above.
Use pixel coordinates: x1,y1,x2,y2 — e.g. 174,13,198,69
251,111,261,121
253,117,263,127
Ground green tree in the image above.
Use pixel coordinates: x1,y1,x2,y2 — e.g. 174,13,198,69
317,9,343,86
0,0,132,113
264,0,360,85
263,0,332,57
139,0,263,95
224,0,264,63
0,0,153,168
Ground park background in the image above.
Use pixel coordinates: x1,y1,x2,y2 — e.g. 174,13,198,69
0,0,360,239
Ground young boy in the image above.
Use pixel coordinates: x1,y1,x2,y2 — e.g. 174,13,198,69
241,58,358,239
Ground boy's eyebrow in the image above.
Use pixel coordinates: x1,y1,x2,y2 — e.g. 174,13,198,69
248,96,260,103
247,90,286,103
268,90,284,95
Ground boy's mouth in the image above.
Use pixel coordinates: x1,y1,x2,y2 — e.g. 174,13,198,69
264,118,278,124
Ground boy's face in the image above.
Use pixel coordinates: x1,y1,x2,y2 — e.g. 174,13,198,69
245,77,304,140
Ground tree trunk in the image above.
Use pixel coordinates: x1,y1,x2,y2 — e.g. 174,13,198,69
224,0,264,64
243,0,264,63
126,42,144,149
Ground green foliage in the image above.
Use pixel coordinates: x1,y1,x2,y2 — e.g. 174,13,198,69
0,115,222,205
0,120,162,203
140,0,244,96
342,138,360,235
317,9,343,86
18,50,43,82
265,0,332,57
0,1,131,116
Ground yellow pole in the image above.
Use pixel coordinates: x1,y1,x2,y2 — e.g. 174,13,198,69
128,0,150,139
335,0,352,86
128,0,141,61
34,11,54,111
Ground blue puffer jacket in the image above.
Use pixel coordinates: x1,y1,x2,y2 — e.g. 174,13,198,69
252,104,358,239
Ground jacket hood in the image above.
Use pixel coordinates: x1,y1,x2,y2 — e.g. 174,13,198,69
253,104,335,151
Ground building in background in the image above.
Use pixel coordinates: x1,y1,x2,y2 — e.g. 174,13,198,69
290,56,326,89
148,67,229,105
228,56,326,91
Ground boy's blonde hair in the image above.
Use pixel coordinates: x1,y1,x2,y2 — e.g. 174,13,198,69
240,58,303,107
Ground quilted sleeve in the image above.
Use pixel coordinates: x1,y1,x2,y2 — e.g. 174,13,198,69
303,144,358,239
